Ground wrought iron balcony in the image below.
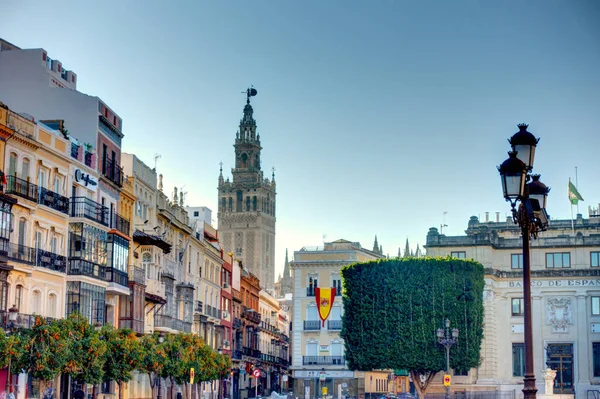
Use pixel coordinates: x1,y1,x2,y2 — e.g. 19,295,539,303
195,300,204,313
101,158,124,187
3,242,66,273
233,317,243,329
327,320,343,330
70,196,109,226
303,320,321,331
130,266,145,285
5,241,35,264
0,311,55,330
119,318,144,334
71,142,80,159
243,346,261,359
261,353,276,363
232,350,243,360
105,267,129,287
111,212,130,236
302,356,345,366
68,258,106,280
38,186,69,214
154,314,192,332
6,175,38,202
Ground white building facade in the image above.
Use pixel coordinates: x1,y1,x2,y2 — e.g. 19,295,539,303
425,212,600,397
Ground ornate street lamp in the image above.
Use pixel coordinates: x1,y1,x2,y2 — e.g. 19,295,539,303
157,333,165,399
436,319,458,399
5,304,19,393
498,124,550,399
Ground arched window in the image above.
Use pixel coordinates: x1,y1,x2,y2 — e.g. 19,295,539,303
228,197,233,212
18,218,27,252
32,290,42,314
246,197,250,211
143,252,152,279
241,153,248,168
8,153,17,177
48,293,57,318
21,158,30,181
15,285,24,311
0,282,8,311
253,196,257,211
221,197,226,211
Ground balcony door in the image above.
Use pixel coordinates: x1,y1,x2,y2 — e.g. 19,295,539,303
307,305,318,321
306,342,318,356
18,218,26,256
546,343,574,394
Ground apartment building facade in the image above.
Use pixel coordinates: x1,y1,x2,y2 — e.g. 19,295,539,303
290,240,385,399
425,212,600,396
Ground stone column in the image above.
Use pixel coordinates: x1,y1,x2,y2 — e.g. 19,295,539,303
532,291,544,391
477,284,499,384
541,368,557,395
575,294,590,386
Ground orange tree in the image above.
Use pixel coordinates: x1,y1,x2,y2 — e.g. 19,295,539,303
58,315,107,399
160,332,187,399
0,328,11,369
100,325,143,399
138,333,168,398
11,317,71,396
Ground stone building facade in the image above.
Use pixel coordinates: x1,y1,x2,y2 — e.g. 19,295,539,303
217,93,276,291
425,213,600,397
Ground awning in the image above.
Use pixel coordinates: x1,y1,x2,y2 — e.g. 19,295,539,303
133,229,172,254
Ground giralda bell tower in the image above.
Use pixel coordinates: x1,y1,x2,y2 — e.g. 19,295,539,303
218,88,276,290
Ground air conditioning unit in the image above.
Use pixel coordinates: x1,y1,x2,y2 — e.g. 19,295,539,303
223,340,230,347
222,311,229,319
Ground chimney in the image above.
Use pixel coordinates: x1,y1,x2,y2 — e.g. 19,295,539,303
496,212,500,223
485,212,489,223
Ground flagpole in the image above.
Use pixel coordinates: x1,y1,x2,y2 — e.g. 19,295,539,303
569,178,575,235
575,166,579,215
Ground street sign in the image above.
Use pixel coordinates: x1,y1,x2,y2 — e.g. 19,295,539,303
190,368,195,384
253,369,261,378
282,375,288,382
443,375,451,387
319,371,326,381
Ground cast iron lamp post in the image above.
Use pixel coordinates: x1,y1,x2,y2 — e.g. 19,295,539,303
498,124,550,399
157,333,165,399
5,305,19,394
436,319,458,399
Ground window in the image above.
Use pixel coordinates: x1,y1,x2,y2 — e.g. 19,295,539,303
451,251,466,259
511,254,523,269
54,174,63,195
21,158,30,181
307,306,318,321
511,298,524,316
8,153,17,177
0,282,8,312
592,296,600,316
546,252,571,268
48,293,57,318
143,252,152,278
15,285,23,311
32,290,42,314
454,368,469,376
194,211,199,217
512,343,525,377
332,276,342,295
306,341,318,356
594,343,600,377
592,252,600,268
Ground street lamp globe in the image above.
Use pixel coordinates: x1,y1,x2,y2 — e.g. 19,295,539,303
498,152,527,201
445,319,450,329
436,328,444,339
509,124,539,170
158,333,165,343
451,328,459,339
528,175,550,210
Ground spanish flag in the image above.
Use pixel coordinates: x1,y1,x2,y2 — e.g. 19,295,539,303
315,287,336,327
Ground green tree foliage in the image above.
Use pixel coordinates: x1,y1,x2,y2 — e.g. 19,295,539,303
11,317,71,394
101,325,144,399
59,315,107,387
340,257,484,397
138,333,168,395
0,328,12,369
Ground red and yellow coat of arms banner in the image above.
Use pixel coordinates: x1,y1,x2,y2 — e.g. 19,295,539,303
315,287,336,327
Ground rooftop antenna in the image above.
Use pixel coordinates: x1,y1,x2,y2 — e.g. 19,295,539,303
440,211,448,234
154,153,161,171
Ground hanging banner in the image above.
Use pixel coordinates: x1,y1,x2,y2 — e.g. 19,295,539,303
315,287,336,326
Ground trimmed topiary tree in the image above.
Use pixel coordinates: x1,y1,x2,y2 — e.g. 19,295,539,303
340,257,485,398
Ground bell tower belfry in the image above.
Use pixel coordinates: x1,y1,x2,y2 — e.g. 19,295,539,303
218,88,277,290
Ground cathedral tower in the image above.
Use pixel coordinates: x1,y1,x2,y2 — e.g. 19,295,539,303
218,88,277,290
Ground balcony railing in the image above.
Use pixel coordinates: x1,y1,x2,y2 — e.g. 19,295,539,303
303,320,321,331
70,196,109,226
155,314,192,332
5,241,35,264
71,143,80,159
261,353,276,363
84,152,94,168
105,267,129,287
303,356,345,365
130,266,145,285
306,286,316,297
68,258,106,280
327,320,343,330
0,311,55,330
232,350,243,360
195,300,203,313
243,346,261,359
6,175,39,202
111,212,130,236
276,357,289,366
101,158,124,187
119,318,144,334
38,186,69,214
233,317,243,329
35,248,67,273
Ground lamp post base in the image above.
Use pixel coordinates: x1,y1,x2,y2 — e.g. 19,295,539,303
522,376,538,399
445,385,450,399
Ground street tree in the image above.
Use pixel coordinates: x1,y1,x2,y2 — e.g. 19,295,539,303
12,317,71,397
100,325,144,399
138,333,168,399
340,257,484,398
160,332,187,399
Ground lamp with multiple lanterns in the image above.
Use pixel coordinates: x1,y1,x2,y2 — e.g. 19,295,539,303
498,124,550,399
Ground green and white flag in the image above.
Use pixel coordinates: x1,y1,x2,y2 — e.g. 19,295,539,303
568,179,584,205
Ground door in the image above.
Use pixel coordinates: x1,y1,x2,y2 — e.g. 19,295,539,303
546,343,574,394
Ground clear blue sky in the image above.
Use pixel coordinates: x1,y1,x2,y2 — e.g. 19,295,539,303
2,1,599,278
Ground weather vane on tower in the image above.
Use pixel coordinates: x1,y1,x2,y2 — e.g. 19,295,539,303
244,86,257,104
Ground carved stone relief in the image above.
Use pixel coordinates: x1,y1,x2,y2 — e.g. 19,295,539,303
546,297,573,333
